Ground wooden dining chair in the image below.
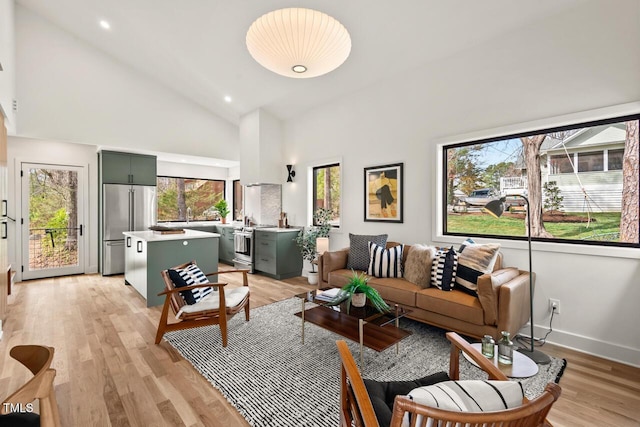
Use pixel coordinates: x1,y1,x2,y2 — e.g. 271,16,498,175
337,332,561,427
0,345,61,427
155,260,250,346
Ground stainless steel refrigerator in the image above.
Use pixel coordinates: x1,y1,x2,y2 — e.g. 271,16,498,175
102,184,156,275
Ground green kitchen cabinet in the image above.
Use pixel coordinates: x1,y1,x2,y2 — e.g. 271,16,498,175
101,150,157,186
254,230,302,280
216,225,236,265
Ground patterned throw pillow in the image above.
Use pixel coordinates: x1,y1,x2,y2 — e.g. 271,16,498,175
406,380,523,425
168,263,214,305
347,233,388,271
430,246,458,291
367,242,404,278
456,240,501,296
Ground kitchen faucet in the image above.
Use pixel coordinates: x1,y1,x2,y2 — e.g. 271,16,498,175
186,207,192,224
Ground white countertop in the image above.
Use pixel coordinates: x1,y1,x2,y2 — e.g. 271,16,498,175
123,229,219,242
158,221,240,228
256,227,302,233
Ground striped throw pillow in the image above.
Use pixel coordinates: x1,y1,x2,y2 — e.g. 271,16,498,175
430,247,458,291
170,263,214,305
456,241,501,296
404,380,523,426
367,242,404,278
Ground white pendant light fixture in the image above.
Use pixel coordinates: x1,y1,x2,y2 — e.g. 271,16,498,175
246,8,351,78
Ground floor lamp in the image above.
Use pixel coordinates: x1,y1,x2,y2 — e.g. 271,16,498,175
483,195,551,365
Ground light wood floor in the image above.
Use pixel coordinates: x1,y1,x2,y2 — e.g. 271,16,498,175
1,268,638,426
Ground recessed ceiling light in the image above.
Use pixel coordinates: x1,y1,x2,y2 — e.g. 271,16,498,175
224,95,232,103
99,20,111,30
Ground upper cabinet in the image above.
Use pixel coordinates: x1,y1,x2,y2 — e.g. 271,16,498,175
0,0,16,134
101,151,157,186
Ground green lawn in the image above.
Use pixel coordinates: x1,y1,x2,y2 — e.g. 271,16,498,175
447,212,621,241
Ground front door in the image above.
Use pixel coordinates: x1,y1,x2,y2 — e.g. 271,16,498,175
21,163,84,279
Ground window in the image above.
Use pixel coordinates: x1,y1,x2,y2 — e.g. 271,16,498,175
608,149,624,171
443,115,639,246
577,151,604,172
233,179,243,222
312,163,341,227
157,176,225,222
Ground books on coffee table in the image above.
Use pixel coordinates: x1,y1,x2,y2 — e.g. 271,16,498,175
315,287,342,302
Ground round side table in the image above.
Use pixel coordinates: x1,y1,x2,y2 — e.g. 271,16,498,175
463,343,539,378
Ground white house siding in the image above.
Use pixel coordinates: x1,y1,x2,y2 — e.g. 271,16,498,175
546,171,623,212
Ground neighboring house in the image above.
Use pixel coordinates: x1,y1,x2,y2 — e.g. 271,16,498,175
499,123,626,213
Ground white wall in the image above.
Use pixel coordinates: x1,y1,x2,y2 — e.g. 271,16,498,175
281,0,640,366
15,5,239,161
7,136,99,279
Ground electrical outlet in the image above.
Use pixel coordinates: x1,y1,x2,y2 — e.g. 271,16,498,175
549,298,561,314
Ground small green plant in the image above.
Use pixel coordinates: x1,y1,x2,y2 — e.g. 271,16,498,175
214,199,230,219
543,181,564,212
328,270,390,313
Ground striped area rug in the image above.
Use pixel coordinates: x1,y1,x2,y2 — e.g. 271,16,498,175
164,298,566,427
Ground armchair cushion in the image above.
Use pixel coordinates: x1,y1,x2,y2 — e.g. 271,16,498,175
176,286,249,318
364,371,450,427
407,380,523,414
169,263,214,304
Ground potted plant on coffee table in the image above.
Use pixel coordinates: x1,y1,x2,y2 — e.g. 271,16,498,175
329,270,390,314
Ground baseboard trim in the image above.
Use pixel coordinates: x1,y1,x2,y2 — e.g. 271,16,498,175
520,324,640,368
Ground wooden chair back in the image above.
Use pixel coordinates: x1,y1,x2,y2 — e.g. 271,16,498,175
337,332,561,427
155,261,250,346
1,345,61,427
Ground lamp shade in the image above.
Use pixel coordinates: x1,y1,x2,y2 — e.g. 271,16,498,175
316,237,329,255
482,198,506,218
246,8,351,78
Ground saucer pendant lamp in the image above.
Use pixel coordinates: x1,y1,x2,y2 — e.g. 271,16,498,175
246,8,351,78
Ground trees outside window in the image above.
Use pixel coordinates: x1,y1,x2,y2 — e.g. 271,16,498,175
157,176,225,222
444,115,639,246
312,163,341,227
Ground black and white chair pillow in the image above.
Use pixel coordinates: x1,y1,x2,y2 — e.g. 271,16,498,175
168,263,214,305
367,241,404,278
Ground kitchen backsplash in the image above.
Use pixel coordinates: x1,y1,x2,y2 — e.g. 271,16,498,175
245,184,282,226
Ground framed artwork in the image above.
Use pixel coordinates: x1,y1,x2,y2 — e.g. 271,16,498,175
364,162,403,223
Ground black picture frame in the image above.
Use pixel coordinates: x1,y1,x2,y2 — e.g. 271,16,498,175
364,163,403,223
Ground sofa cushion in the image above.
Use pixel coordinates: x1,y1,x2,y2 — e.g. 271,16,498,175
347,233,388,271
477,267,521,325
456,242,501,296
416,287,485,325
404,244,434,289
367,242,404,278
322,249,348,282
431,247,458,291
368,276,421,307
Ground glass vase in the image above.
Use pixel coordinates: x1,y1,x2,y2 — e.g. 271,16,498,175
481,335,495,359
498,331,513,365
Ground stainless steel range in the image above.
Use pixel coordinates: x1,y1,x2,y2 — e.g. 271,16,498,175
233,227,255,273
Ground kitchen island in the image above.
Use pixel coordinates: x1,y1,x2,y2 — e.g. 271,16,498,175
123,229,219,307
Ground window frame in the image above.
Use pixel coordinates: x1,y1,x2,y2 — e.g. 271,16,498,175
156,175,226,223
440,113,640,249
309,161,342,228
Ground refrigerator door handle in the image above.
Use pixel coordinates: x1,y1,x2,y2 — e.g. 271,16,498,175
128,188,134,231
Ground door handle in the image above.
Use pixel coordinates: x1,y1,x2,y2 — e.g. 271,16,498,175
79,224,83,236
126,236,131,247
137,240,143,253
1,222,7,239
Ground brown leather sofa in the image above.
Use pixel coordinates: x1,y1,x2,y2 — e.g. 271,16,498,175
317,242,532,340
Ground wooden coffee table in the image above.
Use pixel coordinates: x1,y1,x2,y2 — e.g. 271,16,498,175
294,288,412,364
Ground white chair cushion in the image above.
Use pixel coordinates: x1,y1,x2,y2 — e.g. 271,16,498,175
176,286,249,318
402,380,523,427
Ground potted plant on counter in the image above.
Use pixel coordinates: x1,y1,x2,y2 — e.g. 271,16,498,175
214,199,230,224
295,208,333,285
329,270,390,314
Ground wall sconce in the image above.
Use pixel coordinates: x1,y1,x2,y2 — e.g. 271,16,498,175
286,164,296,182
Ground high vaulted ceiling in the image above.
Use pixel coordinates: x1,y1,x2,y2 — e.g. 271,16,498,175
17,0,582,127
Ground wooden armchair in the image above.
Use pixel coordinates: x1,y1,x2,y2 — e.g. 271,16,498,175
337,332,561,427
155,261,250,346
1,345,61,427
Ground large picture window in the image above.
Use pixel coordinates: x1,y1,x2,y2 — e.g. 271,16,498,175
443,115,639,247
157,176,225,222
312,163,341,227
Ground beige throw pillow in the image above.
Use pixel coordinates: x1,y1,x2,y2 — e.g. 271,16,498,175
403,244,434,288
